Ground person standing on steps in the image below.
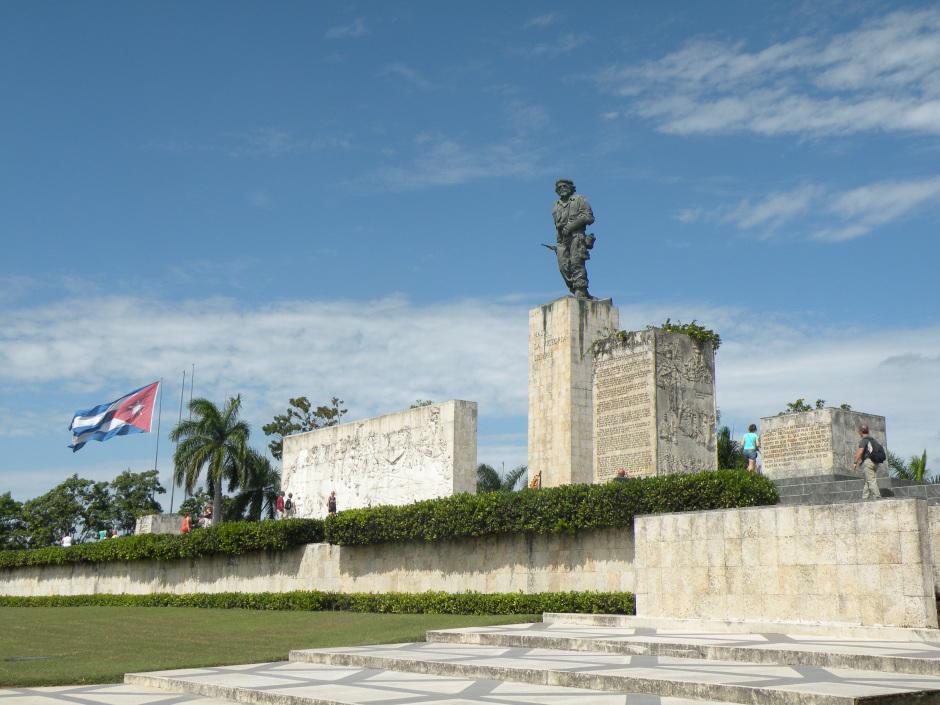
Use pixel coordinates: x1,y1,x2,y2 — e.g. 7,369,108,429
742,424,761,473
853,424,886,500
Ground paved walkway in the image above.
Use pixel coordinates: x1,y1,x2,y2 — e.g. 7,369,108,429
0,684,231,705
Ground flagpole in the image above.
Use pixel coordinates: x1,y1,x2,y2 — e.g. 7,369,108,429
169,370,186,513
152,379,163,475
186,363,194,500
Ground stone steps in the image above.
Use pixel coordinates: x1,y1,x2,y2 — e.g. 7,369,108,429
426,621,940,676
121,616,940,705
772,475,940,506
124,661,733,705
288,640,940,705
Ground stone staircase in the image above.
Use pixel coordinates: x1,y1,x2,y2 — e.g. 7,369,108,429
126,612,940,705
773,474,940,506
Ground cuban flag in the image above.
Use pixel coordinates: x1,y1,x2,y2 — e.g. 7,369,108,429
68,381,160,452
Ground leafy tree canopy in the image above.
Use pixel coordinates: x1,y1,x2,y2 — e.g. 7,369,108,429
262,396,347,460
659,318,721,351
110,469,165,533
0,492,25,550
778,398,851,414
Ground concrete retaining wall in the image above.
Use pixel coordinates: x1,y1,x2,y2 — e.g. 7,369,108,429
0,527,635,597
635,499,939,628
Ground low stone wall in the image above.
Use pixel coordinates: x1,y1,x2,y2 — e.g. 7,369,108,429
635,499,938,628
0,527,635,597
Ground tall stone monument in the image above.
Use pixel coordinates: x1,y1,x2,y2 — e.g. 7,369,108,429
592,328,717,480
528,296,619,487
759,407,887,480
282,400,477,518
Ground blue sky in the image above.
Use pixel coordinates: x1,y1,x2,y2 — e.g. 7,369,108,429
3,1,940,501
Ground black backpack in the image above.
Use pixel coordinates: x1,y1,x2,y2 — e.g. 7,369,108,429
285,498,293,511
867,438,886,464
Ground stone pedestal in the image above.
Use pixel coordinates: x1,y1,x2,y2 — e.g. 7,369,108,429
759,408,888,480
528,296,619,488
592,329,717,480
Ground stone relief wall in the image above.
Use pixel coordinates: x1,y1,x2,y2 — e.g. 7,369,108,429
760,408,887,479
281,400,476,518
653,330,717,475
593,329,716,480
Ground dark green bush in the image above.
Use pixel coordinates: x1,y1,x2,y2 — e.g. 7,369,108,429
0,518,324,570
0,590,634,615
325,469,778,545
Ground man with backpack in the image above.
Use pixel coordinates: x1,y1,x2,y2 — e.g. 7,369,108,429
853,425,886,500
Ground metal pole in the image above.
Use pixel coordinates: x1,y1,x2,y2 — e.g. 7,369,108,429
186,363,194,499
169,370,185,513
152,379,163,474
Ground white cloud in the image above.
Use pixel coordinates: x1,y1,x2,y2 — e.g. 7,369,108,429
516,33,589,58
380,63,432,90
595,8,940,136
363,135,540,191
225,128,352,157
4,294,940,494
325,18,368,39
524,13,561,29
680,176,940,241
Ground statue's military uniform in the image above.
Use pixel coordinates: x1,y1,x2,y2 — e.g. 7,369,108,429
552,192,595,298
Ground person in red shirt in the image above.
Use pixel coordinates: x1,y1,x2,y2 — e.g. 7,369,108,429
275,491,285,520
180,513,192,534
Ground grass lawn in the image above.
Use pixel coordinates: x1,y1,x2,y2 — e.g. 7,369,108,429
0,607,539,687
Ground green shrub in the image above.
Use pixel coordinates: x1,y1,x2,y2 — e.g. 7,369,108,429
0,519,324,570
325,470,778,545
0,590,634,615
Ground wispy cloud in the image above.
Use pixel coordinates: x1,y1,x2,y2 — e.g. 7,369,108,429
595,8,940,136
325,18,368,39
361,134,540,191
380,63,432,90
516,33,589,58
524,12,561,29
147,128,352,158
679,176,940,241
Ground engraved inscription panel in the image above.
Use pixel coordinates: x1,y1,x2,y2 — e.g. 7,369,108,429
594,337,654,480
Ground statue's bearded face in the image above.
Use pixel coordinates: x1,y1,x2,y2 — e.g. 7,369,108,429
555,182,573,199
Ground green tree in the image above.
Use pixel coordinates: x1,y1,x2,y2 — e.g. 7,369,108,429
410,399,434,408
476,464,528,493
109,469,165,533
170,396,250,525
716,426,747,470
230,450,280,521
659,319,721,350
0,492,25,549
889,449,935,483
20,474,108,545
177,489,212,518
262,396,347,460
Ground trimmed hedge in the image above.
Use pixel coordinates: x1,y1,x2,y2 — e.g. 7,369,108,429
325,470,778,545
0,590,634,615
0,518,324,570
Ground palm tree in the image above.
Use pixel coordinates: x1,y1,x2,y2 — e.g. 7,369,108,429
170,396,250,525
476,464,528,493
230,450,280,521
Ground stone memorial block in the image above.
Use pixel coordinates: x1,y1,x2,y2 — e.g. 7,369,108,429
759,407,887,479
528,296,619,487
281,400,477,518
592,328,717,480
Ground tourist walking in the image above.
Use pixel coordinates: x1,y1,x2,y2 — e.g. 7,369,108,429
327,490,337,516
853,425,886,500
276,491,285,520
284,492,294,517
742,424,761,473
180,513,192,534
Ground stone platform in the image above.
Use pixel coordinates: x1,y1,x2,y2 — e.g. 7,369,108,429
774,474,940,506
112,615,940,705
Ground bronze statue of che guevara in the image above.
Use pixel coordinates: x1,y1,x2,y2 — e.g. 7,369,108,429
544,179,596,299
